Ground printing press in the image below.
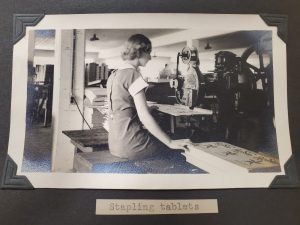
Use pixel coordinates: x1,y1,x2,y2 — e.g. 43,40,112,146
158,39,275,149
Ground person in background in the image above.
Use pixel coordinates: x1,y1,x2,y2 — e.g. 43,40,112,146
107,34,190,160
159,63,172,79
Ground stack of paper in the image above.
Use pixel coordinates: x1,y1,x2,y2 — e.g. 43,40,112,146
84,88,109,131
85,88,108,106
183,142,280,173
91,106,109,131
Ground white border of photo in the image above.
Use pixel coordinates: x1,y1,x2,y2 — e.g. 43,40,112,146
8,13,290,189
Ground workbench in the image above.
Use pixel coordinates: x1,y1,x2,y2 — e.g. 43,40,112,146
149,103,213,134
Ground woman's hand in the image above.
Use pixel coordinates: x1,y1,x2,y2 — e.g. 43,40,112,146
168,139,192,151
148,105,158,113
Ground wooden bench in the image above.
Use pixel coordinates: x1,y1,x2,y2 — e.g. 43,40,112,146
73,150,203,173
63,128,108,152
63,128,136,172
62,128,204,173
74,150,131,172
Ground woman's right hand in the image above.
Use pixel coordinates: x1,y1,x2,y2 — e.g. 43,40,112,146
168,139,192,151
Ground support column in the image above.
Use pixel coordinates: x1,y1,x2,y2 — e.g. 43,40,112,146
51,29,86,172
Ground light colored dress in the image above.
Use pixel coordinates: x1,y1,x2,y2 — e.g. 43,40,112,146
107,63,162,160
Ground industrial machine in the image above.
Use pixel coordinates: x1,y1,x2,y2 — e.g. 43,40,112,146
170,46,205,109
170,40,274,142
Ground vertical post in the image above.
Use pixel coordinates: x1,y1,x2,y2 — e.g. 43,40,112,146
51,29,86,172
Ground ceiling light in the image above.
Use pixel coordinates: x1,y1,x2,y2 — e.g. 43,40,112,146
90,34,99,41
204,41,212,50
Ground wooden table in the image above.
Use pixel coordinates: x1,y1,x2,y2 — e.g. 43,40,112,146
147,78,170,83
183,142,281,173
149,103,213,133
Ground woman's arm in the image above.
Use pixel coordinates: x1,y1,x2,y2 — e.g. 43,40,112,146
133,90,190,150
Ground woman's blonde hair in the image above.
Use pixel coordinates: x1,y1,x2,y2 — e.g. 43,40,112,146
121,34,152,60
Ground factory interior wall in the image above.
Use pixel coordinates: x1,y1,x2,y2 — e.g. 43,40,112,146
34,56,55,66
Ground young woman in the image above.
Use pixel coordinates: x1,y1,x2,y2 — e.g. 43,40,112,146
107,34,190,160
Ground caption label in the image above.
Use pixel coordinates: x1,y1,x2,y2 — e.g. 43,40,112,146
96,199,218,215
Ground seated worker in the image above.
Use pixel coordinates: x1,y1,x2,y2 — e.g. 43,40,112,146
159,63,172,79
107,34,190,160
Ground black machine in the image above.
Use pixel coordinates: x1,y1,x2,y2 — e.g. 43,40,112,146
171,44,274,116
170,42,274,143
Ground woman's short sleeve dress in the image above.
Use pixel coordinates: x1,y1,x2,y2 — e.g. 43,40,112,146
107,65,162,160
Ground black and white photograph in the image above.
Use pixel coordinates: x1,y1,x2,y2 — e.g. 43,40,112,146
5,13,293,189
